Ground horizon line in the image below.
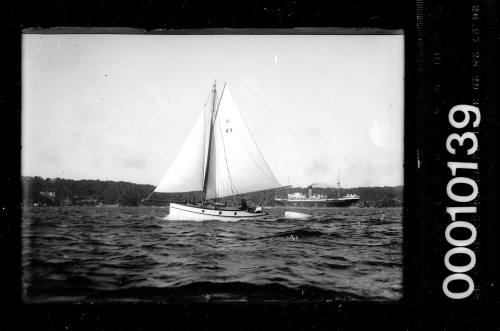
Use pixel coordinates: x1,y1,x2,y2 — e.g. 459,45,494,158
21,175,403,189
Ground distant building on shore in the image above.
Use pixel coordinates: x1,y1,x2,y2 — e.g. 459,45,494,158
39,191,55,200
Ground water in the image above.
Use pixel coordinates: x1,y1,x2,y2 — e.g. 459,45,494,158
22,206,402,302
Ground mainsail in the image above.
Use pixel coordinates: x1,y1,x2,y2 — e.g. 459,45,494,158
154,82,281,200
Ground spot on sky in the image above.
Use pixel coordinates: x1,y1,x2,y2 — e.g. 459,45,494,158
369,121,383,147
274,55,278,64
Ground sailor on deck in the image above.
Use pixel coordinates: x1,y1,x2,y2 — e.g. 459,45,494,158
240,199,248,210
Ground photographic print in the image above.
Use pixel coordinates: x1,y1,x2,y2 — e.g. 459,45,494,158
22,32,404,303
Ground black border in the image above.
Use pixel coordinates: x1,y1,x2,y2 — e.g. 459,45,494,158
2,1,499,329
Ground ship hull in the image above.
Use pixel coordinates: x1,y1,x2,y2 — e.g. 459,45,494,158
274,198,359,207
165,203,267,221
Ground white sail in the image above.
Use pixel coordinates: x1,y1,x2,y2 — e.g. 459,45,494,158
154,96,212,193
204,86,281,199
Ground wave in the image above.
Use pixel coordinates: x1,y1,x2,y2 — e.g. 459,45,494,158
84,281,366,302
30,234,77,242
98,259,161,271
318,217,348,222
141,223,163,230
265,228,341,240
275,229,325,238
324,262,351,270
332,240,401,247
65,275,98,285
364,261,402,268
29,259,80,269
23,206,402,302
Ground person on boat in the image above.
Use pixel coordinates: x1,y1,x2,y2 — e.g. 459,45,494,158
240,199,248,210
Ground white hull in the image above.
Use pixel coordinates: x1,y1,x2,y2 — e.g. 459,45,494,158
274,197,359,207
165,203,267,222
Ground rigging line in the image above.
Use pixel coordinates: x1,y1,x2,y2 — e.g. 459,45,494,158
213,82,227,122
144,189,156,201
237,106,279,184
203,88,212,107
236,130,279,184
217,118,237,197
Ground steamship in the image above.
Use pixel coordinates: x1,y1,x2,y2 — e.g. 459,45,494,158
274,182,360,208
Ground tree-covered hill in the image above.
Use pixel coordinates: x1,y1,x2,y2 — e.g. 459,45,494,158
22,176,154,206
23,176,403,207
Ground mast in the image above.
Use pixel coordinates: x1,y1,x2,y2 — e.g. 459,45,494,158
286,176,290,197
202,80,217,202
337,172,341,198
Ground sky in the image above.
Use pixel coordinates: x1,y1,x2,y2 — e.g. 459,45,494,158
22,33,404,188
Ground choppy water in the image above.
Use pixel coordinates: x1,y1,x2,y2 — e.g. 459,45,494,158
22,206,402,302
